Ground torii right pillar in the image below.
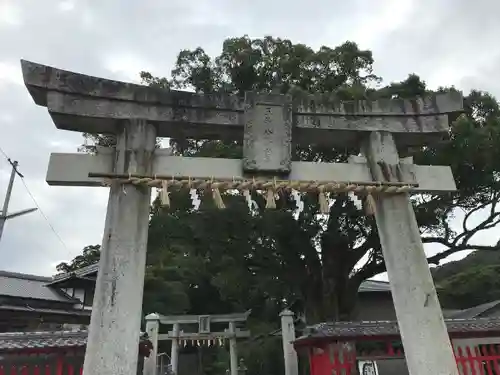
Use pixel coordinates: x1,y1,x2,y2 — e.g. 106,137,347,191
362,129,460,374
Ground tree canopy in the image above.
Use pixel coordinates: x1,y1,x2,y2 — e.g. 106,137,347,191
77,35,500,375
56,244,100,273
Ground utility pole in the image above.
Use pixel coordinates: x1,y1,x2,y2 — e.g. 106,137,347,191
0,159,37,243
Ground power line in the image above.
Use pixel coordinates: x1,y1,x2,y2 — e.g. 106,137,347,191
18,176,69,253
0,146,9,161
0,145,70,253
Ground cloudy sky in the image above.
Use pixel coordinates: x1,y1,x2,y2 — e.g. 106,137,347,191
0,0,499,277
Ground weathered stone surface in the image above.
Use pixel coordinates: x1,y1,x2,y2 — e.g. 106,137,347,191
46,91,244,137
293,91,463,115
82,120,156,375
21,60,243,110
156,311,251,324
23,60,461,117
297,113,450,133
143,315,160,375
21,60,463,147
46,151,456,193
243,92,292,174
280,309,299,375
363,131,459,375
46,152,114,186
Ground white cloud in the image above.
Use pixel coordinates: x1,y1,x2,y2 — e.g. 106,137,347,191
0,61,23,86
0,1,23,27
102,52,151,83
57,0,76,12
346,0,417,48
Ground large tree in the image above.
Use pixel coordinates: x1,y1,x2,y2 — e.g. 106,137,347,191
80,36,500,323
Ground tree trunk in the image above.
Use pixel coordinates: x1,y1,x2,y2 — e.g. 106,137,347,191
302,246,362,323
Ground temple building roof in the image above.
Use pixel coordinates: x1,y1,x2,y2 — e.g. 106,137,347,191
0,270,92,328
0,271,77,303
446,300,500,319
294,318,500,347
47,263,98,287
0,330,87,351
0,330,151,355
357,280,390,293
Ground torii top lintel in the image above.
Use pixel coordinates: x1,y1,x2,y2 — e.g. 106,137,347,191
21,59,463,148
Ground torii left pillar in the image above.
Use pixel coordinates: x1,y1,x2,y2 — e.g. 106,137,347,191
21,60,157,375
83,119,156,374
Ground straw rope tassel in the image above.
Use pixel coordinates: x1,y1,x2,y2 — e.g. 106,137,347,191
265,180,277,209
160,180,170,207
243,189,253,210
318,186,329,214
364,193,377,216
212,183,226,209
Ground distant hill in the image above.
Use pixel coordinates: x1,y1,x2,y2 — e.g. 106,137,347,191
432,251,500,309
432,251,500,282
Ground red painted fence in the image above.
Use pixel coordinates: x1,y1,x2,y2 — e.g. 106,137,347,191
309,344,356,375
0,349,144,375
455,344,500,375
0,350,84,375
309,341,500,375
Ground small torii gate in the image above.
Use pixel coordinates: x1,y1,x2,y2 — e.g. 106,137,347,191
143,311,251,375
21,59,463,375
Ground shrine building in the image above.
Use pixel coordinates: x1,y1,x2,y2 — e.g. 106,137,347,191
294,317,500,375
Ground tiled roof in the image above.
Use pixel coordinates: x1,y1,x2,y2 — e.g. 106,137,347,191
296,318,500,343
48,264,98,286
0,330,149,352
447,300,500,319
0,271,76,303
0,304,91,317
443,309,464,318
358,280,390,293
0,331,87,351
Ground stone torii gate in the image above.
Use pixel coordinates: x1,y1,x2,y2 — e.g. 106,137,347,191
21,59,463,375
144,310,251,375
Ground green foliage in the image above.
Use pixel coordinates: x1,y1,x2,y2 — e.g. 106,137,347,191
438,264,500,309
164,37,380,96
433,252,500,309
433,251,500,283
56,245,100,273
79,134,117,154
